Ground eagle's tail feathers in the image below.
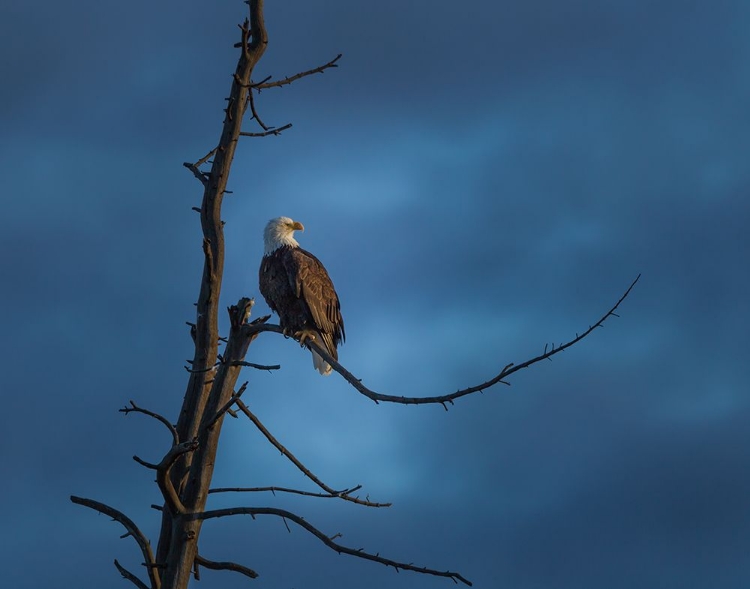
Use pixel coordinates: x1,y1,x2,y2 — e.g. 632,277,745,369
311,348,332,376
311,331,336,376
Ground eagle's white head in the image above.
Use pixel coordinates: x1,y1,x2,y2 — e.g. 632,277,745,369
263,216,304,255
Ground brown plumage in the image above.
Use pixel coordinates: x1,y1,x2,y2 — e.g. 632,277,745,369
259,217,345,375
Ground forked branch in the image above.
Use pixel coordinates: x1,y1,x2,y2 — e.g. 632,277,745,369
191,506,471,586
183,160,209,186
239,123,292,137
234,399,390,507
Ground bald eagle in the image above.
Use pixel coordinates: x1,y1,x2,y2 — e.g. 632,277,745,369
259,217,345,375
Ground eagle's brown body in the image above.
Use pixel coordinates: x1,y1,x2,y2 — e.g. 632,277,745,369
259,243,345,374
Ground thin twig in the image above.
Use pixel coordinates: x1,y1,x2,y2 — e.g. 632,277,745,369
234,399,390,508
252,54,342,90
239,123,292,137
70,496,160,589
194,147,218,168
195,554,258,579
120,401,179,446
239,17,252,60
114,559,150,589
192,506,470,586
230,360,280,371
252,74,272,86
202,382,249,433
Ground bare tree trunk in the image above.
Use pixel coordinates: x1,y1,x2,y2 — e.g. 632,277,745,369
155,2,268,587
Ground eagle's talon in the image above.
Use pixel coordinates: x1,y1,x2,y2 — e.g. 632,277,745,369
294,329,317,347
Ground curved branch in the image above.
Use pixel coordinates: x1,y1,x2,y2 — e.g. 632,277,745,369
157,441,200,514
247,88,269,130
70,496,160,589
249,275,640,407
191,506,471,585
234,399,390,508
114,559,150,589
252,54,342,90
195,554,259,580
133,455,158,470
120,401,179,446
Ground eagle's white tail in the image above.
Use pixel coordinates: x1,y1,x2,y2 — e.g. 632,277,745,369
311,349,332,376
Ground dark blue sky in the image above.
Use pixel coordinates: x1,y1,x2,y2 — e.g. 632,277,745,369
2,1,749,587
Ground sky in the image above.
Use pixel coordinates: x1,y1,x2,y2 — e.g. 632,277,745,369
2,0,749,587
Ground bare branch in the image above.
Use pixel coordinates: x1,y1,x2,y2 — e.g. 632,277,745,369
247,89,269,130
133,455,158,470
229,360,280,371
239,123,292,137
234,399,390,508
209,484,365,501
201,381,248,433
238,18,252,60
182,161,209,186
195,554,259,580
120,401,179,446
252,74,271,85
195,147,218,168
250,275,640,407
191,506,471,586
114,559,150,589
70,496,160,589
252,54,342,90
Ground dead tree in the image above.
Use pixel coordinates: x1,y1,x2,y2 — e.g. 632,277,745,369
70,2,639,588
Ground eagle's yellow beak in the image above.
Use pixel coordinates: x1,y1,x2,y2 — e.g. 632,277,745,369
292,220,304,231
